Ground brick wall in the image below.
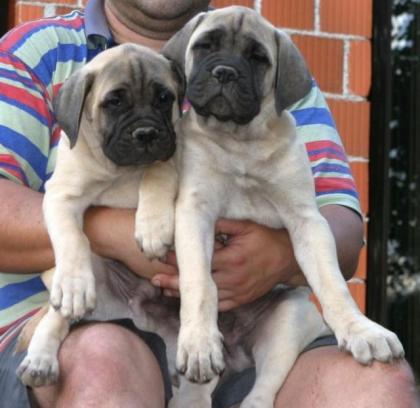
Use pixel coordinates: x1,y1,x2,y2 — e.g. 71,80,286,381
10,0,370,311
12,1,87,24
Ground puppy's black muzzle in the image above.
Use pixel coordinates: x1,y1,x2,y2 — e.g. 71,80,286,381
103,120,176,167
187,54,261,124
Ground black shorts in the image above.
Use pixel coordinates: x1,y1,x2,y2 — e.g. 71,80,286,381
0,319,337,408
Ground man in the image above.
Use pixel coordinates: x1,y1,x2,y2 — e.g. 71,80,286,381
0,0,417,407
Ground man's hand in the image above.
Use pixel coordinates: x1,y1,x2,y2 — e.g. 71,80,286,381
152,219,302,311
151,205,363,312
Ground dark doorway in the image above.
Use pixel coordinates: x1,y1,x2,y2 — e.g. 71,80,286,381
0,0,13,37
369,0,420,378
387,0,420,378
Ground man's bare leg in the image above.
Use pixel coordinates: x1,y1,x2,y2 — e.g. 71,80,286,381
274,346,418,408
32,323,165,408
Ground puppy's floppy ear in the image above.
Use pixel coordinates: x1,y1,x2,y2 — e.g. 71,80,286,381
53,68,95,148
161,11,207,71
169,60,186,115
274,31,313,114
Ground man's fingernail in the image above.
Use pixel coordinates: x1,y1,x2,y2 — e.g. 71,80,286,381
152,279,160,287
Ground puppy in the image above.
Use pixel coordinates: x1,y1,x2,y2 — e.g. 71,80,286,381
45,43,182,320
160,5,404,398
16,42,182,384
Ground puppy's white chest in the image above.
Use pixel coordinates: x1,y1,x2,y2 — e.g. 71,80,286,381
94,170,143,208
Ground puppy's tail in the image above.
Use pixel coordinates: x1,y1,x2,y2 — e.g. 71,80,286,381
14,304,49,353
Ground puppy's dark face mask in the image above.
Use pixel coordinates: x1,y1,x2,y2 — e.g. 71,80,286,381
187,28,270,124
97,75,177,166
161,6,313,126
54,44,184,166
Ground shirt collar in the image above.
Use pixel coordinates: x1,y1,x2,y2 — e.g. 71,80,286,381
84,1,213,50
85,0,114,49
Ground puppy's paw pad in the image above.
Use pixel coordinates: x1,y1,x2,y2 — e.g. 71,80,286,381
176,326,224,383
17,354,59,387
337,317,404,364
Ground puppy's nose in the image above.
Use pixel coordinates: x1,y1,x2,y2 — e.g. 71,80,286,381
212,65,239,83
132,127,159,143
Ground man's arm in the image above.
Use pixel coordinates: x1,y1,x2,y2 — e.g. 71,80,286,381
0,179,176,278
286,204,363,286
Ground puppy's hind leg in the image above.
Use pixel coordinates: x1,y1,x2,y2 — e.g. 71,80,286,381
17,306,70,387
241,288,329,408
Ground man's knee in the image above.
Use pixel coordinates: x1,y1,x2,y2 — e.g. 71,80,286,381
275,346,419,408
33,322,165,407
370,359,419,407
59,323,164,384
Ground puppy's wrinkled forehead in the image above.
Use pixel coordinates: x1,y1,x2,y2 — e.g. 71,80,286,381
90,44,176,98
192,7,275,55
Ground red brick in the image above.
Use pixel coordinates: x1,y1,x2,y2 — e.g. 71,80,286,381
262,0,314,30
349,40,372,97
56,6,78,15
30,0,79,3
211,0,253,8
311,281,366,314
327,99,370,158
348,281,366,312
320,0,372,37
350,161,369,216
355,245,367,280
16,4,44,24
293,35,344,94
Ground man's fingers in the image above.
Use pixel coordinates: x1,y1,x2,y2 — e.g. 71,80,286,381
217,289,234,301
211,269,239,289
163,250,177,267
151,259,178,275
215,218,249,235
218,299,238,312
151,273,179,290
211,247,238,271
163,289,180,298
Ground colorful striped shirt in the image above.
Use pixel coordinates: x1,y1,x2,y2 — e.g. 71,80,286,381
0,1,361,347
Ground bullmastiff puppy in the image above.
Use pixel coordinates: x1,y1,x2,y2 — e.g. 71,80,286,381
159,4,404,398
16,42,182,385
46,43,182,319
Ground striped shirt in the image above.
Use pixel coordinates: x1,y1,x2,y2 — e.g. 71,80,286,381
0,1,361,347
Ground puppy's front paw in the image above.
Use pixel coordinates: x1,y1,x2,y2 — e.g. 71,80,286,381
135,207,174,260
335,315,404,365
50,267,96,320
17,353,59,387
176,324,225,383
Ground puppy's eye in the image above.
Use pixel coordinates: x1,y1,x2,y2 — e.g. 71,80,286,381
104,97,122,107
155,89,174,110
250,52,269,64
158,91,170,104
102,90,126,109
194,42,212,50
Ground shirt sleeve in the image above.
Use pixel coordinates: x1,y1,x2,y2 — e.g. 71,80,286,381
288,83,362,216
0,49,54,191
